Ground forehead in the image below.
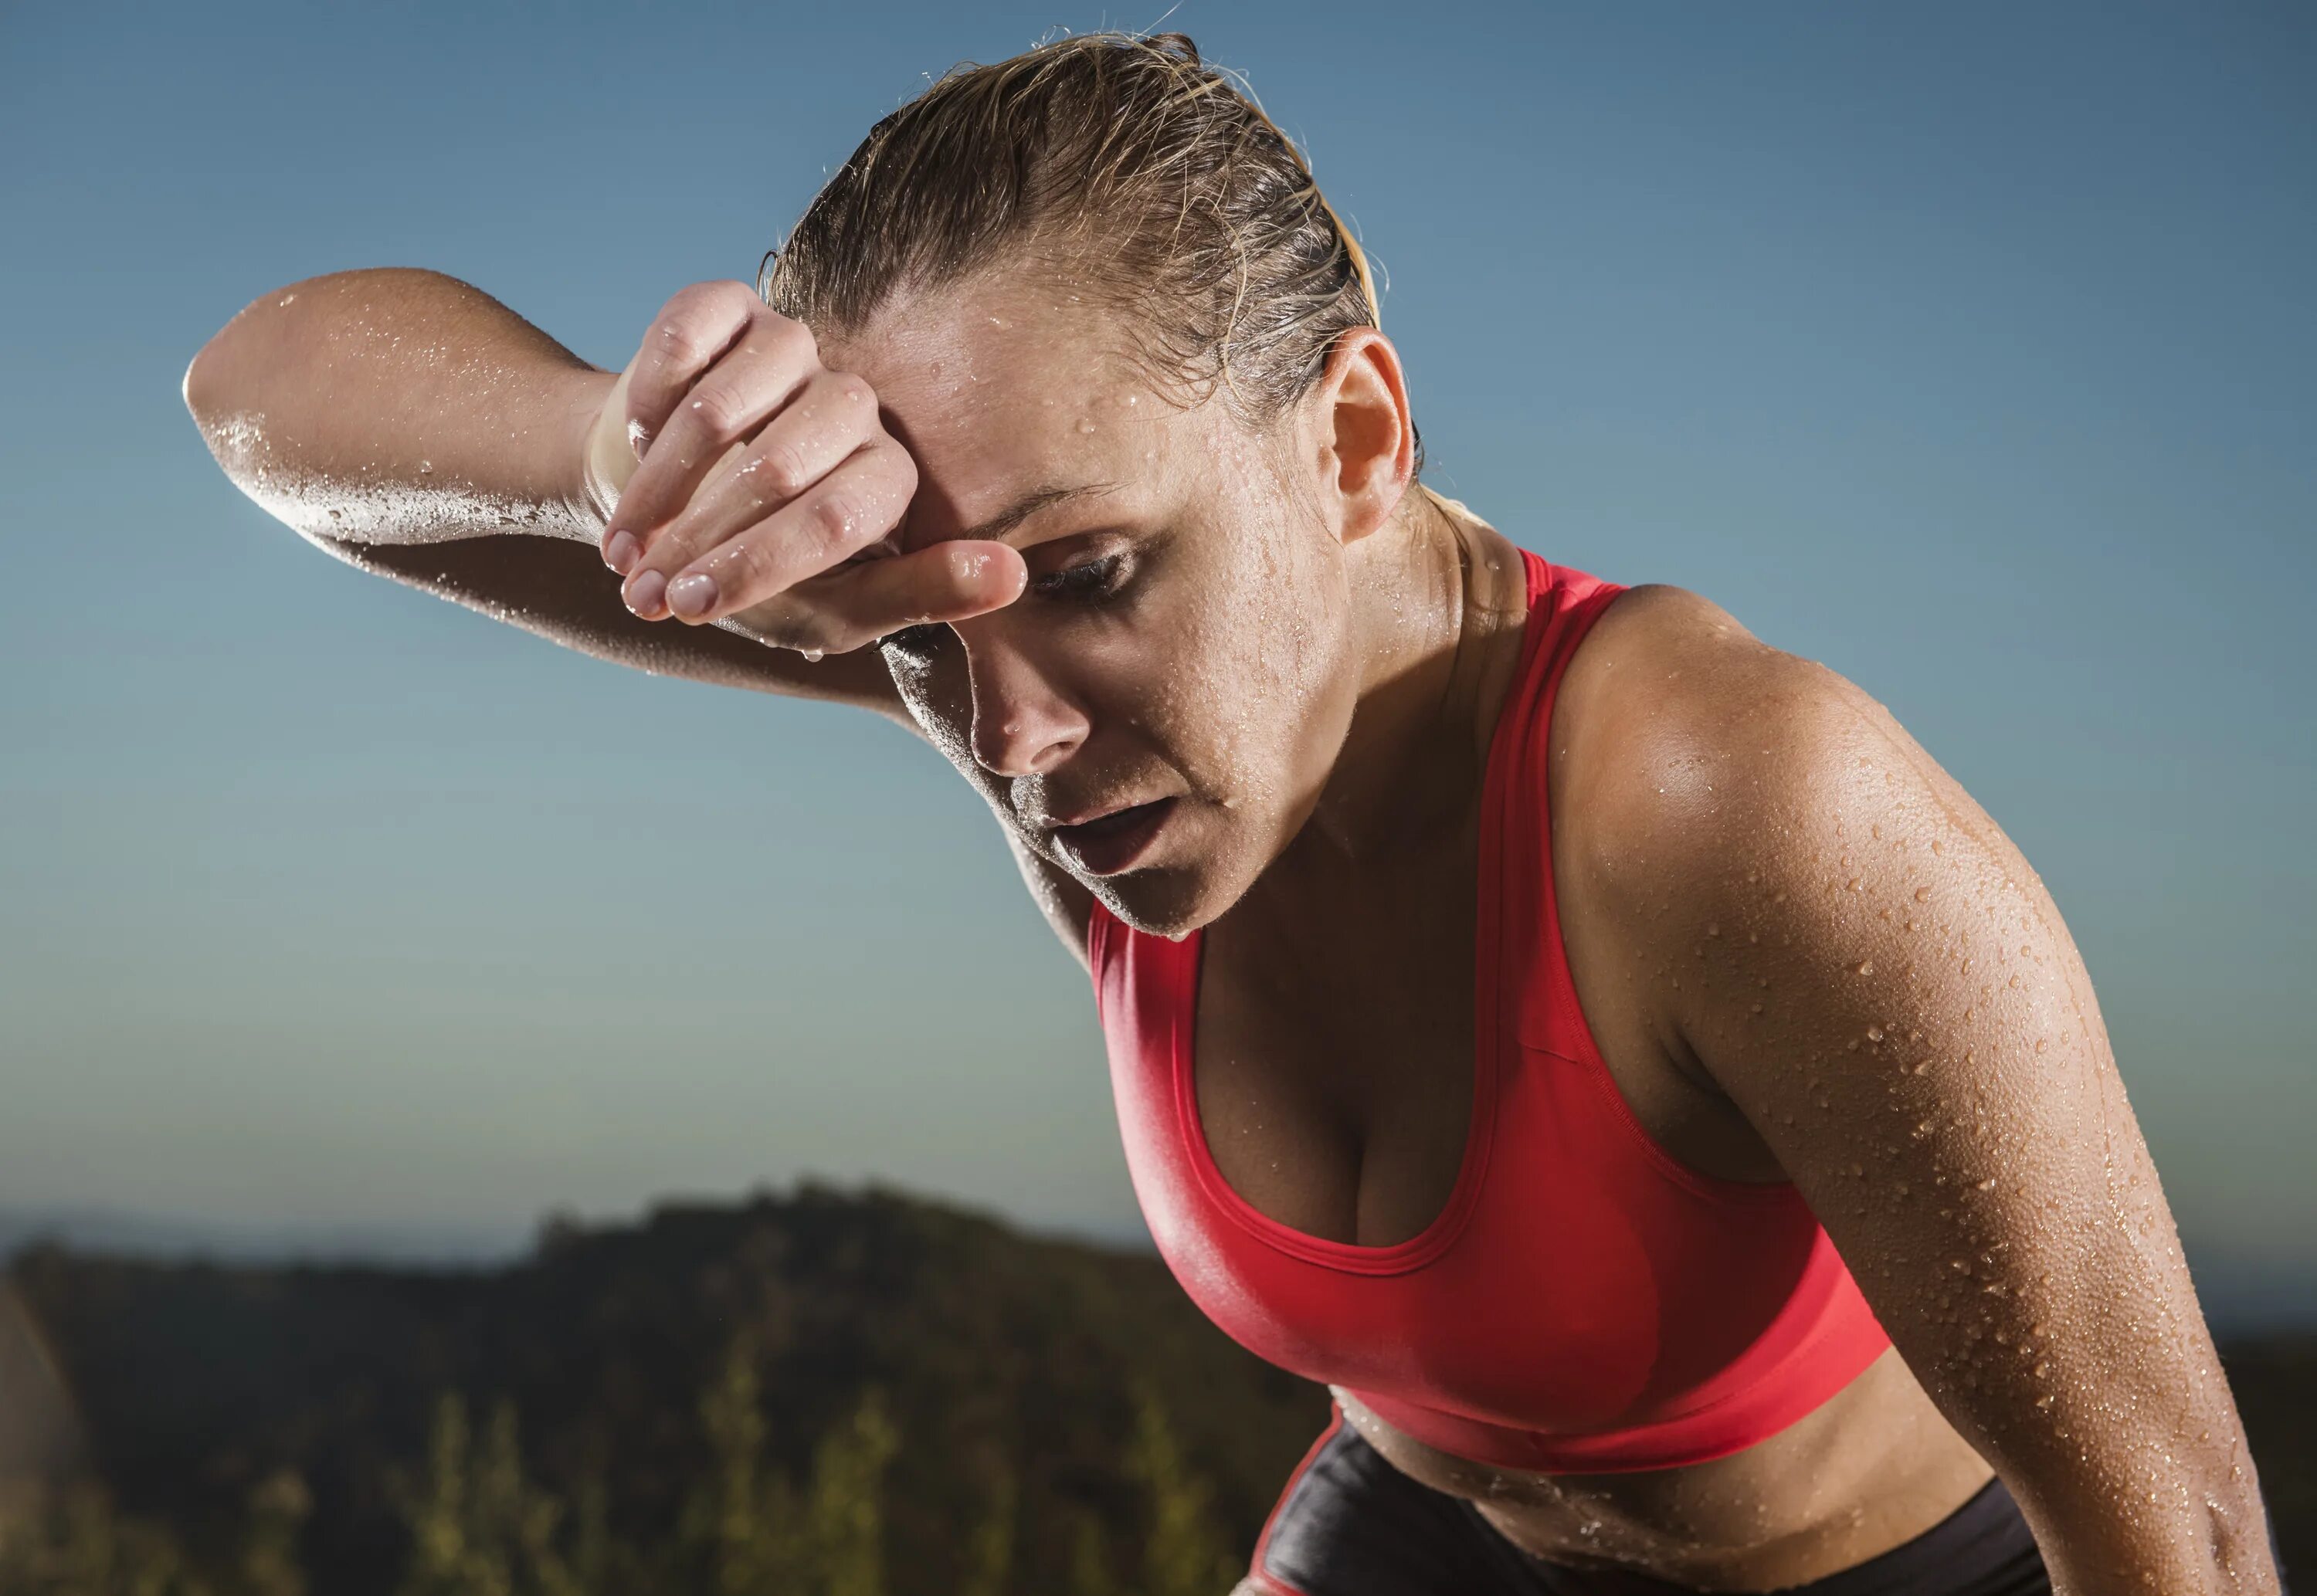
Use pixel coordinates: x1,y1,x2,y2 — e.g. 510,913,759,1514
820,273,1185,549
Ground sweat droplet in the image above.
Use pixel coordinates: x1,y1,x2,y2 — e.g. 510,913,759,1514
1854,959,1875,976
1975,1177,1997,1191
1914,886,1932,903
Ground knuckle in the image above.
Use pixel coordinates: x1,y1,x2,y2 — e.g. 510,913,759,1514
754,439,813,500
684,380,750,442
768,312,819,361
804,491,865,551
704,533,769,592
868,437,918,496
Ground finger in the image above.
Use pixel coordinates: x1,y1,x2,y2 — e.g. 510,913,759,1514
718,541,1029,657
610,311,821,547
626,440,915,623
631,368,880,575
621,281,759,461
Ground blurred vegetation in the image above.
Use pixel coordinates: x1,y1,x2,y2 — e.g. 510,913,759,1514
4,1184,2307,1590
0,1330,1257,1595
0,1185,1328,1594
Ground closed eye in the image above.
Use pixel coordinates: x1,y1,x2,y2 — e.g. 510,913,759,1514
1032,552,1129,603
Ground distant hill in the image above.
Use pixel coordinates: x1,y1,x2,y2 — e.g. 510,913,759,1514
2,1181,1329,1594
1,1182,2307,1590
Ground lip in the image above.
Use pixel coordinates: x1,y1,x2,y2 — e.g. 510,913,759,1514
1052,796,1179,876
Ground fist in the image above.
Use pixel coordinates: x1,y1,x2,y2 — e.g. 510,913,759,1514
585,281,1023,656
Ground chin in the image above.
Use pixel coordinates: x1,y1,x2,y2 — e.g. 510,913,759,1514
1091,862,1240,942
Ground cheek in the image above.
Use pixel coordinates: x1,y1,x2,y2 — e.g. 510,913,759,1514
1131,505,1352,813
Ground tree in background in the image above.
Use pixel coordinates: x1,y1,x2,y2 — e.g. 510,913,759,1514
392,1396,591,1596
0,1483,209,1595
1125,1382,1239,1596
235,1472,310,1596
954,1462,1016,1596
680,1333,901,1596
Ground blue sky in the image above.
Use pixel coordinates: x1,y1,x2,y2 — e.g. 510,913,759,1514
2,2,2309,1325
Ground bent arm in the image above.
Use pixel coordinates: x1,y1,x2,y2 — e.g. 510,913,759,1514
1581,591,2281,1591
183,268,905,718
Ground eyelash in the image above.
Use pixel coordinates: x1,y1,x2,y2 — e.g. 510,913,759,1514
880,553,1130,662
1033,551,1130,603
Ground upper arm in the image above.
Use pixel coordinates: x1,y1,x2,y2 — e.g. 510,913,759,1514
1580,592,2258,1567
317,527,913,723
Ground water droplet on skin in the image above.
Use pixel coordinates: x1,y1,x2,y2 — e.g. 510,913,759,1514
1975,1177,1997,1191
1077,419,1097,435
1705,922,1720,937
2035,1039,2048,1053
1866,1025,1885,1043
1845,877,1862,892
799,648,824,662
1854,959,1875,976
2036,1393,2056,1410
1914,886,1932,903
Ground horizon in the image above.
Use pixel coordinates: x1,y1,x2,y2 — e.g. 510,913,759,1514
4,1184,2312,1340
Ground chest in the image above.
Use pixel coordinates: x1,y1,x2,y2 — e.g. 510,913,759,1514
1191,873,1477,1249
1188,849,1783,1252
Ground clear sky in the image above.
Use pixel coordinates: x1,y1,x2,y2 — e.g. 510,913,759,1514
2,3,2309,1325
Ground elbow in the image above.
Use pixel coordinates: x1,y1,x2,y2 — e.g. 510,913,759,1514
182,309,250,442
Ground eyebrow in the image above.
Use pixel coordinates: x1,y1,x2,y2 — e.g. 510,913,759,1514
955,480,1122,545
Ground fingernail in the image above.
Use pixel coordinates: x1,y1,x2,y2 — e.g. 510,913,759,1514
625,568,667,617
667,573,718,619
603,529,639,574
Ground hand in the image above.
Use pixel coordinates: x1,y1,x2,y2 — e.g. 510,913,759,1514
583,281,1025,656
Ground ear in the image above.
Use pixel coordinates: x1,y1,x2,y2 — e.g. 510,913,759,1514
1304,327,1416,545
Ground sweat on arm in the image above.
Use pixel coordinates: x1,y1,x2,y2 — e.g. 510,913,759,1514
1573,595,2278,1591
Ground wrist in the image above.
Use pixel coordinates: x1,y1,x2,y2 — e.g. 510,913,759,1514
574,361,639,530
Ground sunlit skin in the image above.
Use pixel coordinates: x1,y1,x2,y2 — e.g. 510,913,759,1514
184,264,2282,1590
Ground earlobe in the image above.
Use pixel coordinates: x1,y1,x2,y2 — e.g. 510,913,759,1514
1317,329,1416,545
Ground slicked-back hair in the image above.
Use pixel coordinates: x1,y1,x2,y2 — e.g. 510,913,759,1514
761,31,1415,461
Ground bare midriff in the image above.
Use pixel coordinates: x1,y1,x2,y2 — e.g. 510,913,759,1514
1332,1348,1996,1591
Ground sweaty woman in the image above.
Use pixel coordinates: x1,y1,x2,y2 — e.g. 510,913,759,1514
184,32,2282,1596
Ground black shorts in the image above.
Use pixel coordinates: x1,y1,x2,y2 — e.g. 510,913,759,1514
1247,1408,2289,1595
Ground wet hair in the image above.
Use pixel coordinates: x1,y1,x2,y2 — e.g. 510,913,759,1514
759,30,1417,465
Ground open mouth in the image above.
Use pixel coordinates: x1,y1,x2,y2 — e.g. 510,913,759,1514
1052,797,1179,876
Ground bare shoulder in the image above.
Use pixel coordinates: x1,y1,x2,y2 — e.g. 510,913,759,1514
1552,581,1914,889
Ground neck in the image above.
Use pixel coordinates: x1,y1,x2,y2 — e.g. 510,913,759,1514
1277,484,1532,876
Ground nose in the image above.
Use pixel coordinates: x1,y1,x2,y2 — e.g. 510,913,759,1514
953,621,1087,779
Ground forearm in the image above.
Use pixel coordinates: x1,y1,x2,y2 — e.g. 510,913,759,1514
184,267,612,545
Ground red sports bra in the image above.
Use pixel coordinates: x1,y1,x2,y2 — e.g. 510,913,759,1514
1087,547,1892,1474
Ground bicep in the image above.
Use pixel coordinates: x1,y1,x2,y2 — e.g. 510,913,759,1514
1647,669,2244,1547
317,528,911,722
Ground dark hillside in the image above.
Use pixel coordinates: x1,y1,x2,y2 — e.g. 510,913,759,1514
4,1183,1329,1594
2,1184,2307,1589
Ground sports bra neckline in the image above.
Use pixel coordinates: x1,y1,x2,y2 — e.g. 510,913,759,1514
1159,547,1556,1275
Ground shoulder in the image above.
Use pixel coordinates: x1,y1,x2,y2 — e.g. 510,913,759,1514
1553,581,1899,907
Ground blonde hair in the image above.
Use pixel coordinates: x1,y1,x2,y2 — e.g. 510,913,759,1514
760,31,1416,462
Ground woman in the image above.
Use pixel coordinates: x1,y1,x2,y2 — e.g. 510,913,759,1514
183,32,2284,1595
